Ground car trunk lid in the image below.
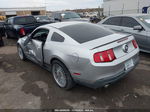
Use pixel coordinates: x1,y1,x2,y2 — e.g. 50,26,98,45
82,33,136,59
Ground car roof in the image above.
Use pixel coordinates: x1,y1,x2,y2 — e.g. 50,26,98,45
8,15,34,19
110,13,150,18
43,21,84,29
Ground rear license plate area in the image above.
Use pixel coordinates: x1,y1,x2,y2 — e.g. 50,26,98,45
125,59,134,71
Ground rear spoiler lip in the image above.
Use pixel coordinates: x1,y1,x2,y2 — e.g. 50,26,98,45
90,34,132,50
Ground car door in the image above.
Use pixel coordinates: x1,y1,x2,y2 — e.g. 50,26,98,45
120,17,148,50
43,31,65,64
101,17,122,32
25,28,49,64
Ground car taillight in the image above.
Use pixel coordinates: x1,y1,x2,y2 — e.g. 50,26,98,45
93,49,116,63
132,40,138,48
19,28,26,36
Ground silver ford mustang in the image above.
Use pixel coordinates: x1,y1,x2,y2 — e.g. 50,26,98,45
17,22,139,90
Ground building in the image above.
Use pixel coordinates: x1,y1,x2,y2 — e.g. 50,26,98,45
103,0,150,16
66,8,103,17
0,7,46,18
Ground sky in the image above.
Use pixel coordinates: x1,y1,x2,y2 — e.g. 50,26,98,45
0,0,103,11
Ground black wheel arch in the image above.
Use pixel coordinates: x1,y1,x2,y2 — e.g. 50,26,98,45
50,58,71,75
51,58,66,67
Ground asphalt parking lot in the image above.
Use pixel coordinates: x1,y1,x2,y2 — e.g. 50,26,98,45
0,38,150,110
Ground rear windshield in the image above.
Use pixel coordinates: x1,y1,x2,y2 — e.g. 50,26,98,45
14,16,37,25
60,23,113,43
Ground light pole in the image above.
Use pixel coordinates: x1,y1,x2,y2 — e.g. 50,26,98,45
44,0,47,15
137,0,140,13
109,5,111,16
122,3,124,14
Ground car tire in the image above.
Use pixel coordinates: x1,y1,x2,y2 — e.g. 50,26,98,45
52,60,75,90
17,45,26,61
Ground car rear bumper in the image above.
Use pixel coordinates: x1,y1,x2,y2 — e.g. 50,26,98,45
86,65,137,89
73,53,139,89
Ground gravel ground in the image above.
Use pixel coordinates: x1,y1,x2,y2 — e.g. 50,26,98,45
0,38,150,111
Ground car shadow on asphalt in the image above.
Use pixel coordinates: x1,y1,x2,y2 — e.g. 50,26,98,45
140,52,150,59
19,60,74,108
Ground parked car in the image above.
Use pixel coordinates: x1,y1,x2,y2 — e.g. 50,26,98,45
90,16,101,23
51,11,89,22
4,15,50,39
17,22,139,90
99,14,150,53
34,15,53,23
77,13,85,18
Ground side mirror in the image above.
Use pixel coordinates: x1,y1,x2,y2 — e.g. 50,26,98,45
133,25,143,31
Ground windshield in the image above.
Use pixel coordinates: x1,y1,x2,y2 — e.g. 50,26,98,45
14,16,36,25
137,15,150,28
62,12,81,19
37,16,49,20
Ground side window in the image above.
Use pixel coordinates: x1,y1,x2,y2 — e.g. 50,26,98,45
31,29,49,42
121,17,140,28
51,32,65,42
103,17,121,26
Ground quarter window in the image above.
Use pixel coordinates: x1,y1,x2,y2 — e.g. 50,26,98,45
121,17,140,28
103,17,121,26
51,32,65,42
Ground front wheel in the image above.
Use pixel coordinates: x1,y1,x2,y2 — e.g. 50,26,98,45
52,60,75,90
17,45,26,61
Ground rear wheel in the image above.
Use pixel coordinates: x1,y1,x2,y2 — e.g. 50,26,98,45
17,45,26,61
52,60,75,90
